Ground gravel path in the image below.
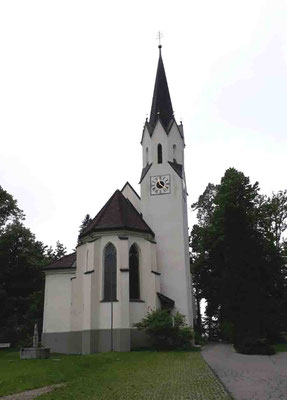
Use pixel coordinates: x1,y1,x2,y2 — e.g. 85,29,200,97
0,384,64,400
202,343,287,400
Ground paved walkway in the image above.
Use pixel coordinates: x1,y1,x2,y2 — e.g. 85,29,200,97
202,343,287,400
0,384,64,400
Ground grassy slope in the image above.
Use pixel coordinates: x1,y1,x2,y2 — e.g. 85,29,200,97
274,343,287,352
0,350,231,400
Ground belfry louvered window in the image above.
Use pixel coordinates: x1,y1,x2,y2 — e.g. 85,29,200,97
103,243,117,301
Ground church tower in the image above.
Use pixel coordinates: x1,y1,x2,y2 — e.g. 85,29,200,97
140,45,194,325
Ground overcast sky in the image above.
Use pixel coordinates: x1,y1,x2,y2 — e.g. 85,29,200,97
1,0,287,252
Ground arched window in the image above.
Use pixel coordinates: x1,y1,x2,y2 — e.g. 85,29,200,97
157,144,162,164
129,244,140,300
103,243,117,301
173,144,177,161
145,147,149,164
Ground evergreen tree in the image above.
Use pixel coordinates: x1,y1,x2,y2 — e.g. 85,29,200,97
79,214,92,236
77,214,92,245
46,240,67,263
0,221,47,345
190,168,286,351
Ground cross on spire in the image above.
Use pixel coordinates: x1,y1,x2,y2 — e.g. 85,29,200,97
149,37,174,130
157,31,163,49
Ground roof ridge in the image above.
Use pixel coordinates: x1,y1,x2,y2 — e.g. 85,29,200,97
121,181,141,200
79,189,154,238
118,190,126,227
80,190,118,237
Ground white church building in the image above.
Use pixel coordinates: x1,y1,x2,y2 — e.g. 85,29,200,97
42,45,195,353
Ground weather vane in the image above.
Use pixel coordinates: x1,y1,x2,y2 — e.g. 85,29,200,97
157,31,163,47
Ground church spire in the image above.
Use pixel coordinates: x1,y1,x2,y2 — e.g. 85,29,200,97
149,45,174,130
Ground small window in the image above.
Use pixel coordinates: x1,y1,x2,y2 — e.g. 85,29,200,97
173,144,177,161
146,147,149,164
85,249,89,272
103,243,117,301
157,144,162,164
129,244,140,300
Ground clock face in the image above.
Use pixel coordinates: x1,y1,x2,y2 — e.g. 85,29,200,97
150,175,171,195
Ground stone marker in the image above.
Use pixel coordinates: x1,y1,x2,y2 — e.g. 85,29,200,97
20,324,50,359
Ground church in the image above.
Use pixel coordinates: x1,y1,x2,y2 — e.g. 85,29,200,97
42,45,195,354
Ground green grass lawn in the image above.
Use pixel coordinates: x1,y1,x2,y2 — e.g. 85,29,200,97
0,349,231,400
274,343,287,353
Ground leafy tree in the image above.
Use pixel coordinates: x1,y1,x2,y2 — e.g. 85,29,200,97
190,225,207,333
192,183,218,227
0,185,67,345
0,185,24,230
190,168,286,351
0,221,47,345
258,190,287,248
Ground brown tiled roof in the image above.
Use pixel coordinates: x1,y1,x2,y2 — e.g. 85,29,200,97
43,252,76,271
79,190,154,238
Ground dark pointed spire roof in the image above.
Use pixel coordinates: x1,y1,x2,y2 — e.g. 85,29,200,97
149,46,174,130
79,190,154,238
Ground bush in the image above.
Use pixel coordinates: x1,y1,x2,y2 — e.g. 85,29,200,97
234,337,275,355
134,309,194,350
194,331,207,346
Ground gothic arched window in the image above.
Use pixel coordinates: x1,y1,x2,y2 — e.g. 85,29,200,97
129,244,140,300
157,144,162,164
146,147,149,165
103,243,117,301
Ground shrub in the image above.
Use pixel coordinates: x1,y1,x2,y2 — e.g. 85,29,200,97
134,309,194,350
234,337,275,355
194,330,207,346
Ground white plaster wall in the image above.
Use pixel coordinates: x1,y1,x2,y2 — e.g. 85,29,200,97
142,126,152,165
90,239,101,330
54,226,164,337
150,121,169,165
140,122,194,326
96,236,127,330
129,303,147,325
128,237,158,325
43,271,74,333
70,243,90,332
81,233,160,331
167,122,184,164
121,183,141,214
142,121,184,166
